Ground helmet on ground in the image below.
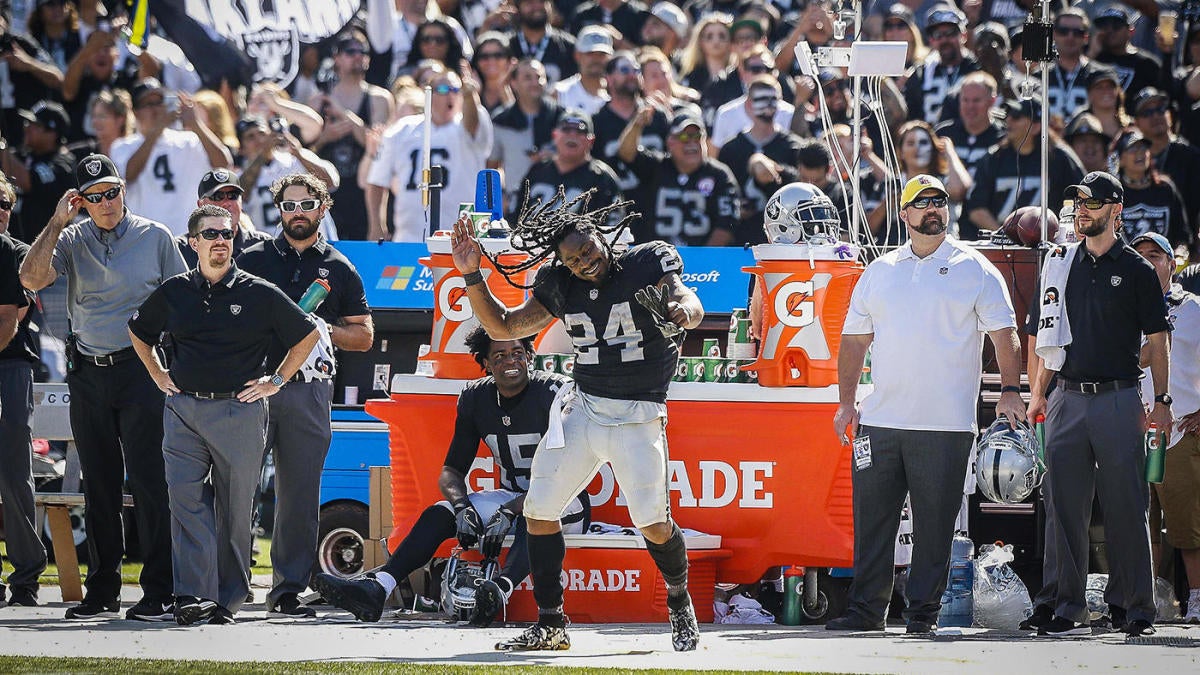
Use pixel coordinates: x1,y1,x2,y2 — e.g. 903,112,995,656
441,551,497,621
975,417,1045,504
763,182,840,245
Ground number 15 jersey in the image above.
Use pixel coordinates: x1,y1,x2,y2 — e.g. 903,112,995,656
533,241,684,403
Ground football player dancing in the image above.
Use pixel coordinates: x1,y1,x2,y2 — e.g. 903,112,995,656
450,189,705,652
312,327,588,625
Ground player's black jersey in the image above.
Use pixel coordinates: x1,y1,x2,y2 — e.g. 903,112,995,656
1121,178,1192,249
520,158,624,223
627,150,741,245
965,141,1085,229
533,241,683,402
717,129,806,221
442,370,569,492
904,53,980,124
592,104,670,195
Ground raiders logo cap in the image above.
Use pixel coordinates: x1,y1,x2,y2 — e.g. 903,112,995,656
198,169,243,199
75,153,122,192
1065,171,1123,203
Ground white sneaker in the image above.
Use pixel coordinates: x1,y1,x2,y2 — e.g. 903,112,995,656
1185,591,1200,625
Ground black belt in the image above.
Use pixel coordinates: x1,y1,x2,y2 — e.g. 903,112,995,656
289,372,304,383
1056,377,1140,394
184,391,240,400
80,348,136,367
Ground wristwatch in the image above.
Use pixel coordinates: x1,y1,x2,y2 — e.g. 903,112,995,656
1155,393,1173,406
270,372,286,388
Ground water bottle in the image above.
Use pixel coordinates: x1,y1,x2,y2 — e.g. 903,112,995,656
297,279,331,313
1145,423,1165,484
781,566,804,625
940,535,975,627
1034,413,1046,462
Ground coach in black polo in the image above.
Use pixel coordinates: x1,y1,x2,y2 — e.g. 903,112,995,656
1027,171,1171,638
129,204,318,625
237,173,372,616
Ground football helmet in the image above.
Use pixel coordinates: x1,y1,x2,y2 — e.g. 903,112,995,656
975,417,1046,504
441,552,498,621
763,182,840,245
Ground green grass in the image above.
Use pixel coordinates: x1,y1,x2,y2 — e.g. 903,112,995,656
0,659,823,675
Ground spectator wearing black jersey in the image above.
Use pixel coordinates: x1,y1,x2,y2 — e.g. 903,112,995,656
676,13,736,96
0,101,75,244
1047,8,1103,125
1090,4,1162,112
0,14,63,147
966,98,1085,236
642,2,689,58
472,33,517,114
570,0,650,48
60,27,132,144
592,51,671,200
868,120,970,243
1133,87,1200,228
935,72,1007,183
1113,128,1193,253
518,109,623,225
508,0,578,86
904,4,979,124
618,109,741,245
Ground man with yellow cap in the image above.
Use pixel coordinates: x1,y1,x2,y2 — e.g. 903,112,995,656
828,174,1025,635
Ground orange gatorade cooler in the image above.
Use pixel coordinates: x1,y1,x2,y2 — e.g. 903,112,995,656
419,234,531,379
744,243,864,387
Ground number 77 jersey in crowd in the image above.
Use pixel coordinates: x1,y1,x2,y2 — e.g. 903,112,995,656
532,242,684,404
109,127,214,237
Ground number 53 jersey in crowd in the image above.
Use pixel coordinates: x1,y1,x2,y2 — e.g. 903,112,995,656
366,110,494,243
627,149,741,247
533,241,684,403
110,128,213,237
442,370,570,492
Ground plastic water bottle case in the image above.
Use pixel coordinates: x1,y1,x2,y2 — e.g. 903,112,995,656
939,535,974,627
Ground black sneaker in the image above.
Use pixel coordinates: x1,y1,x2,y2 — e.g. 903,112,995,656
126,597,175,622
1020,604,1053,631
668,597,701,651
826,614,886,631
8,588,38,607
1108,605,1127,632
495,623,571,651
470,577,511,628
1123,619,1155,637
905,616,937,635
312,573,385,622
1036,616,1091,637
64,598,120,619
175,596,218,626
268,592,317,618
209,607,236,625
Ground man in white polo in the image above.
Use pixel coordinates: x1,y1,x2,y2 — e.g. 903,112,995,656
828,174,1025,634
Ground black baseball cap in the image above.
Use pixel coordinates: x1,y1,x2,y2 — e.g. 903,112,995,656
1065,171,1123,203
18,100,70,138
1087,67,1120,90
1112,128,1151,154
1133,87,1169,113
198,169,243,199
669,112,704,135
1096,4,1131,25
1003,97,1042,120
1063,113,1111,144
76,153,122,192
558,109,594,134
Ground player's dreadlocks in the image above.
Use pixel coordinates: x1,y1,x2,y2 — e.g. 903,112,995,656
483,185,639,289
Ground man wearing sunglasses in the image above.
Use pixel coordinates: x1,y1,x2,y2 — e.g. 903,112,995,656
1046,8,1101,123
128,204,319,625
235,116,340,237
904,5,980,124
591,51,671,197
829,174,1023,635
552,26,613,116
1090,5,1160,108
238,173,373,618
1132,87,1200,228
1025,171,1170,638
19,152,186,622
176,169,272,268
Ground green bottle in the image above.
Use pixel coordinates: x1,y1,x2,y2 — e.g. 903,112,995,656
1034,413,1046,462
298,279,331,313
781,566,804,625
1145,423,1165,484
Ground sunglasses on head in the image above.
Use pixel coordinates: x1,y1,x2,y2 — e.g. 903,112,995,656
1074,197,1118,209
907,196,948,209
278,199,321,213
207,189,241,202
421,34,449,44
432,83,461,95
1054,26,1087,37
193,228,235,241
0,199,12,212
81,186,121,203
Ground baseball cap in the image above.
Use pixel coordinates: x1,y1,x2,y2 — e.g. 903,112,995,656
1096,4,1131,24
1003,97,1043,120
1064,171,1123,203
729,17,766,39
558,109,594,134
925,4,966,32
1130,232,1173,257
1112,128,1151,154
669,112,704,136
76,153,122,192
900,174,949,207
235,115,269,139
18,100,70,137
1087,67,1120,90
649,2,690,41
885,3,915,24
130,77,165,106
198,169,243,199
1133,87,1169,113
1063,113,1111,144
576,26,614,54
974,21,1010,50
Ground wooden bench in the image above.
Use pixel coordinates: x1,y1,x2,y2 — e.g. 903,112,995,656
4,492,136,602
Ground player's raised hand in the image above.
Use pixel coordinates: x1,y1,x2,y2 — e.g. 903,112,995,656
451,214,483,274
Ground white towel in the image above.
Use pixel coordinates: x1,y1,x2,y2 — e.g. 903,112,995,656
1034,243,1078,372
544,380,575,449
298,316,336,382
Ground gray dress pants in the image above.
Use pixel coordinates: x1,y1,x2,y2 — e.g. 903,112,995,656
0,361,47,591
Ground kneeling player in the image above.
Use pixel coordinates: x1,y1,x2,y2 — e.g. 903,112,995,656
313,328,588,625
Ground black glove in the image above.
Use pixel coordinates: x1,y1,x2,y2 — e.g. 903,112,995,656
454,500,484,550
481,507,516,559
634,284,685,341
